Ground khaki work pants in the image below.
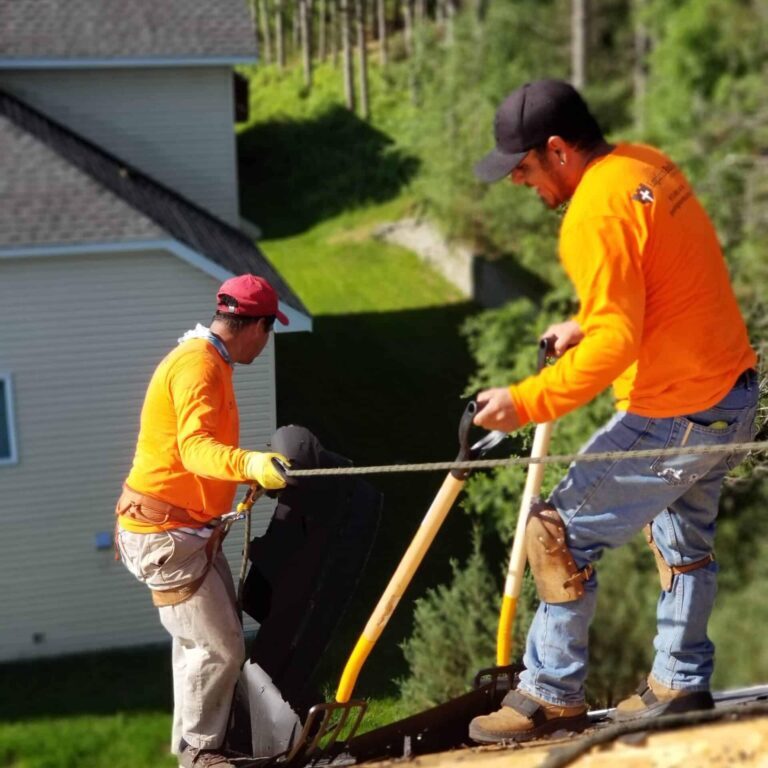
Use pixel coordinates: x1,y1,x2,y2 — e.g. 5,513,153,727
118,529,245,753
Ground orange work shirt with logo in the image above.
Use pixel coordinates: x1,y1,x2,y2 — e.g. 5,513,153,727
120,338,252,532
510,143,756,425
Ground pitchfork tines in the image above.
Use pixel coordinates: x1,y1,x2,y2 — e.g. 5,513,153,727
283,699,367,764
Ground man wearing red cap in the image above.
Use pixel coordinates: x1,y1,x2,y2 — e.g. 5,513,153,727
469,80,757,742
116,274,291,767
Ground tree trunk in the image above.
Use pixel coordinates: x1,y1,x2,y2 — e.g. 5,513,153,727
377,0,387,67
356,0,370,119
330,0,339,65
300,0,313,89
445,0,456,45
275,0,285,69
402,0,413,56
633,0,649,133
247,0,259,54
318,0,327,61
293,0,301,51
571,0,587,89
340,0,355,110
258,0,273,64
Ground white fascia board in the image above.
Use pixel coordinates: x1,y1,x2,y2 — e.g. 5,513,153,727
0,57,256,69
0,239,312,333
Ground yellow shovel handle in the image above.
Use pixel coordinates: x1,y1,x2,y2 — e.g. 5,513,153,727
496,420,553,666
335,473,466,703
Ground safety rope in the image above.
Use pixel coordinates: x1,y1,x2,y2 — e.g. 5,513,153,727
284,439,768,478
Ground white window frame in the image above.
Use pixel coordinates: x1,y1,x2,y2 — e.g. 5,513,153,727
0,373,18,466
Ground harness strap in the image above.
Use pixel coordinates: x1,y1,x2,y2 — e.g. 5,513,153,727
501,690,545,723
150,526,227,607
644,523,715,592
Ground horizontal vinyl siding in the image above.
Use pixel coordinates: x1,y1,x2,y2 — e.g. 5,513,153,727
0,67,240,224
0,250,276,661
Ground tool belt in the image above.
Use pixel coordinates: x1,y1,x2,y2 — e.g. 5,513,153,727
115,485,225,607
644,523,715,591
115,484,204,528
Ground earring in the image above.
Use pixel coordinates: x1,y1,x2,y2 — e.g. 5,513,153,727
559,156,566,165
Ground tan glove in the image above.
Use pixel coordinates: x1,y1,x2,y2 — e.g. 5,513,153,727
243,451,291,490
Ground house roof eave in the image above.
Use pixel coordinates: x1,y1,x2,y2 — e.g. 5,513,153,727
0,57,257,70
0,239,312,334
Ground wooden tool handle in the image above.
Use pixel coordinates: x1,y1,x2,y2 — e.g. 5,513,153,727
496,420,553,665
336,473,466,702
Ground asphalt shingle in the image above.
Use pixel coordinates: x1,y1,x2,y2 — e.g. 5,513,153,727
0,89,308,316
0,114,164,246
0,0,257,61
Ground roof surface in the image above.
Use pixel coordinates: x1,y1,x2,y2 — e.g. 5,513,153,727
0,89,308,316
0,112,164,246
368,706,768,768
0,0,256,61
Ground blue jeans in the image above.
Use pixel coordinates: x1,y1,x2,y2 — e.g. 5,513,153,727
517,370,758,707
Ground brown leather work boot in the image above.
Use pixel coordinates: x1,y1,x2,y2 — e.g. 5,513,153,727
469,689,589,744
613,674,714,722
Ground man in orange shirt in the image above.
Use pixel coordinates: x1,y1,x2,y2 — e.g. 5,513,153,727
116,274,291,768
468,80,757,743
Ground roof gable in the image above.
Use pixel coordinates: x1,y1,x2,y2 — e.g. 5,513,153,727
0,89,308,318
0,114,164,246
0,0,257,62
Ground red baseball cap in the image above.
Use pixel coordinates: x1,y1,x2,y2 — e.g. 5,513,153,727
216,275,289,325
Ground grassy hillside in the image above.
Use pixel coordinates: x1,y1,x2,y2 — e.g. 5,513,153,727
237,69,484,693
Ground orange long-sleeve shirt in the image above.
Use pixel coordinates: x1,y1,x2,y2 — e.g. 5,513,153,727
120,338,252,532
510,143,756,425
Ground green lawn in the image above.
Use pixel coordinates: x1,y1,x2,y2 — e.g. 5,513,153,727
0,714,175,768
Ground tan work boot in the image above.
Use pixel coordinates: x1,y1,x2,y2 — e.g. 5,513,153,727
469,689,589,744
613,674,714,722
178,745,234,768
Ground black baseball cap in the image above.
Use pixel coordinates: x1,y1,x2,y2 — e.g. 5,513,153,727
474,79,600,183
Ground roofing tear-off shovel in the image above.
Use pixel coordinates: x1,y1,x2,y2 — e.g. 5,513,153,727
496,337,554,666
282,401,507,763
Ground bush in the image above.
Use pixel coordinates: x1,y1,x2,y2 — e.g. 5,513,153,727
398,527,499,708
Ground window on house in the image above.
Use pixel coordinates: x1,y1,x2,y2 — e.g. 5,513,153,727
0,374,18,465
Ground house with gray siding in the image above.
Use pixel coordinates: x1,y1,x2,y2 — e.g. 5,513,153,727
0,0,311,662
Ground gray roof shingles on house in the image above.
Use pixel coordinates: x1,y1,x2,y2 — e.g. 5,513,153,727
0,114,165,246
0,90,308,316
0,0,257,61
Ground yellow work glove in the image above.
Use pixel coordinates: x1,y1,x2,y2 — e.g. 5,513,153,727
243,451,291,490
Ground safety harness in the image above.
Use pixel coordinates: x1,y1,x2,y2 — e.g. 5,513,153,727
115,485,226,607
